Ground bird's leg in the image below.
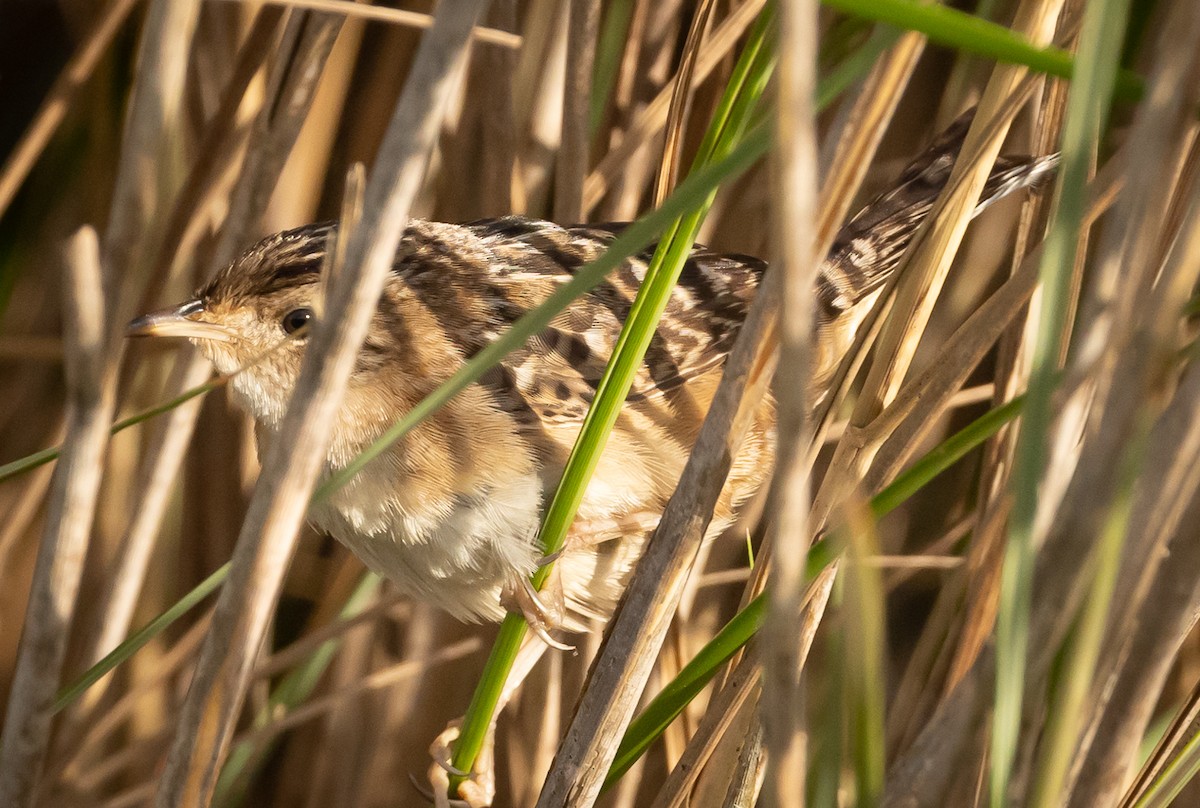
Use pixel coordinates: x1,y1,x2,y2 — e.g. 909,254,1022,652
428,635,550,807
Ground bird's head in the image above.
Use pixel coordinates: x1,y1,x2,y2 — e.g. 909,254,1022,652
127,224,335,427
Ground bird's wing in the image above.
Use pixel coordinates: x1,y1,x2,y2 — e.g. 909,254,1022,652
463,218,765,424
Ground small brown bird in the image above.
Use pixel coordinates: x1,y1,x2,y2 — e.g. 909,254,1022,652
128,121,1056,633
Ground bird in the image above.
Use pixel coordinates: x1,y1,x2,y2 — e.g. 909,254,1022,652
127,117,1058,636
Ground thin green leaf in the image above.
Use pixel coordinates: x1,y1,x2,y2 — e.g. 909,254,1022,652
53,563,229,712
590,0,635,135
0,377,223,484
842,513,886,806
449,9,777,790
821,0,1143,100
993,0,1132,801
1029,415,1147,808
1132,720,1200,808
310,124,771,507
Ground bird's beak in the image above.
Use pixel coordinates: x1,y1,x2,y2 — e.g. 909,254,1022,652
126,300,233,342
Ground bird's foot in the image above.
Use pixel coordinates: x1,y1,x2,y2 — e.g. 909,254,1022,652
500,575,574,651
428,720,495,808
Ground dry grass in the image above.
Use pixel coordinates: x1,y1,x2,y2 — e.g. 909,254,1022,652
3,1,1200,806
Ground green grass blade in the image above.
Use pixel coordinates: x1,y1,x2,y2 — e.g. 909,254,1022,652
53,562,229,712
842,517,886,806
1132,727,1200,808
870,395,1024,519
821,0,1142,100
608,594,768,788
992,0,1132,802
449,10,777,791
310,123,770,506
532,12,775,585
1029,416,1147,808
0,377,222,484
602,542,837,790
590,0,635,136
43,123,775,732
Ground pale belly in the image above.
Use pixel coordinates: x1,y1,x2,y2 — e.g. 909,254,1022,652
306,461,666,626
308,467,546,622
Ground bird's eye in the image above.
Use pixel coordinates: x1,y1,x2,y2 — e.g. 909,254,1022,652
281,308,313,335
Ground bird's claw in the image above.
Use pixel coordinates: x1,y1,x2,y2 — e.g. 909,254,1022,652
501,577,575,651
428,722,495,808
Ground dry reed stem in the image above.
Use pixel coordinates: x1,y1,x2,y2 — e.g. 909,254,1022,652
222,0,523,48
1119,675,1200,808
1017,0,1200,737
806,31,928,445
137,6,287,312
75,5,342,714
0,0,140,222
151,4,487,803
79,357,212,670
886,5,1200,800
214,10,345,266
12,2,1199,805
582,0,765,214
102,0,202,329
761,0,819,805
1070,361,1200,806
653,0,716,207
28,15,212,750
653,0,734,771
812,0,1064,540
1066,141,1200,808
553,0,599,223
0,228,110,807
511,0,567,213
740,25,927,669
878,157,1125,805
595,0,678,222
879,159,1122,759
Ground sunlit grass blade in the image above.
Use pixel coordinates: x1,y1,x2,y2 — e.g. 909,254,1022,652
35,1,894,738
449,8,777,790
1129,700,1200,808
602,541,837,790
993,0,1132,803
589,0,634,135
310,124,770,506
841,505,887,806
43,123,773,737
821,0,1143,100
431,123,775,798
